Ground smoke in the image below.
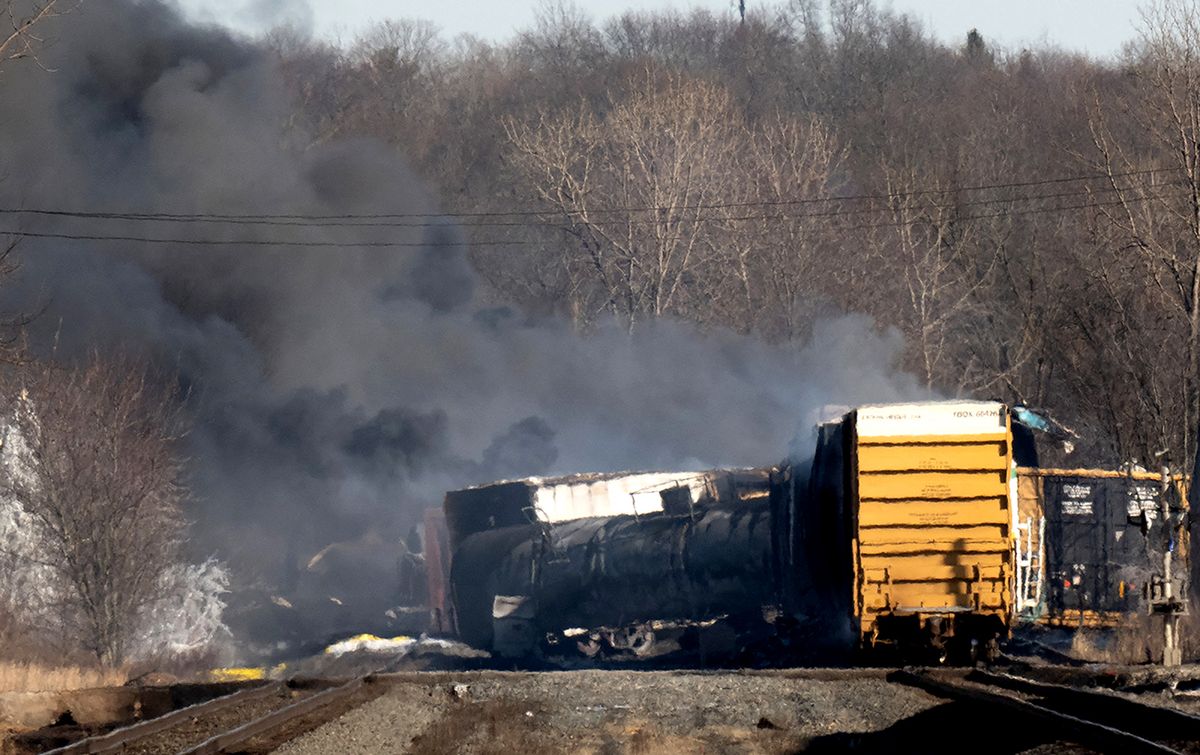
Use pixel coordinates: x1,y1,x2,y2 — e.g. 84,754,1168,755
0,2,925,651
173,0,315,37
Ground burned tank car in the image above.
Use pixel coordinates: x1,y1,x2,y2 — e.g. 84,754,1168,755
442,468,821,660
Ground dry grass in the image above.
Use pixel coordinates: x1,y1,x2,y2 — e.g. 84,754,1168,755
0,661,126,693
1074,612,1200,664
1180,610,1200,662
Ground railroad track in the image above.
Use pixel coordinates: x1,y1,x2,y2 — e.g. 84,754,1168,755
893,667,1200,754
44,675,382,755
36,664,1200,754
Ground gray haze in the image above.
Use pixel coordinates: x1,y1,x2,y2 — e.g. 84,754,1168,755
0,1,923,645
176,0,1139,60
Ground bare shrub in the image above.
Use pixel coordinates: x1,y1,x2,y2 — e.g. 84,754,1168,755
1067,613,1196,665
1109,614,1162,665
0,354,188,666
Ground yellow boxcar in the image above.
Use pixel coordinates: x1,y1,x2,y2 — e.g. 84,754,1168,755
847,401,1013,661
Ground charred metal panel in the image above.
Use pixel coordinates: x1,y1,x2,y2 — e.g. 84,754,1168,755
443,481,538,552
789,420,854,641
659,486,693,515
449,523,540,648
531,471,715,521
492,595,538,658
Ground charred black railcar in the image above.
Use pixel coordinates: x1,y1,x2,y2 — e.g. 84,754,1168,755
442,468,824,658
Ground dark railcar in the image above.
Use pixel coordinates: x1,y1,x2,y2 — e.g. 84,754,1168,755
442,463,862,661
1041,473,1186,622
450,502,780,654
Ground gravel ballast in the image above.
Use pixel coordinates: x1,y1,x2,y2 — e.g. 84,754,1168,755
274,670,945,754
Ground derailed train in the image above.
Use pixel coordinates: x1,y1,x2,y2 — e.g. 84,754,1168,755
425,400,1189,664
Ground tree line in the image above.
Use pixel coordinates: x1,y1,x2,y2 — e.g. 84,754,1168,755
267,0,1200,470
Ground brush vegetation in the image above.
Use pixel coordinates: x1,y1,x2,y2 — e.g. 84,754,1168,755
0,661,126,694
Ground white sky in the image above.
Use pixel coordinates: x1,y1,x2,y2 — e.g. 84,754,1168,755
176,0,1144,59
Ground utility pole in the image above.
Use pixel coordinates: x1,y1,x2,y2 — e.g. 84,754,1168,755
1156,464,1184,666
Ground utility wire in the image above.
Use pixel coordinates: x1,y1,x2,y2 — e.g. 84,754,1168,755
0,230,526,247
831,188,1178,235
0,166,1182,225
0,177,1181,233
0,187,1175,248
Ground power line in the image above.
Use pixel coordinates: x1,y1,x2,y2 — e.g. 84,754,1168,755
0,229,526,248
0,187,1175,248
0,176,1180,235
626,182,1177,228
832,188,1178,235
0,166,1182,226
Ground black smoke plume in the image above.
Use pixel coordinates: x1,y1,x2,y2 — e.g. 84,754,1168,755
0,1,922,654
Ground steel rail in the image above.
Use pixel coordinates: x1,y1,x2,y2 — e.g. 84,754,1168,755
43,682,283,755
968,669,1200,743
891,669,1186,755
177,676,371,755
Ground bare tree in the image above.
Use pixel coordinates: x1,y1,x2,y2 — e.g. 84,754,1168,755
727,113,844,341
1082,0,1200,463
0,355,188,665
0,0,76,356
0,1,74,72
858,158,1000,392
505,70,747,330
341,18,448,149
505,69,843,334
351,18,445,75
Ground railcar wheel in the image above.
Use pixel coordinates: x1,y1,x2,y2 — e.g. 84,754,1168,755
576,637,603,658
630,629,656,657
607,625,656,657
